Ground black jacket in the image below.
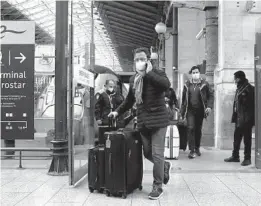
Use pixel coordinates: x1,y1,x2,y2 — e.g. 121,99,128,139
231,79,255,127
116,69,171,130
95,91,124,126
180,78,214,118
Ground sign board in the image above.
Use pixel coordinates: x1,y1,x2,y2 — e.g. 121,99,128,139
0,21,35,139
74,66,94,88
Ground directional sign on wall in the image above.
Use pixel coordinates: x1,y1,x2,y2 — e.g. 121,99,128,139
0,21,35,139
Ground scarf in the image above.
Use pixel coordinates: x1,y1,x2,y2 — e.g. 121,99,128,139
133,61,153,105
233,79,249,113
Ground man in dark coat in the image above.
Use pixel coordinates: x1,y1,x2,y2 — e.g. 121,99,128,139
95,79,124,127
224,71,255,166
180,66,214,159
108,47,171,200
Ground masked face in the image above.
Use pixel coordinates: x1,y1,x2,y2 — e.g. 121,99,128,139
134,52,147,72
191,69,200,80
106,81,115,93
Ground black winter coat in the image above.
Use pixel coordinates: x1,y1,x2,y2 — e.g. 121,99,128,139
116,69,171,130
180,78,214,118
231,79,255,127
95,91,124,126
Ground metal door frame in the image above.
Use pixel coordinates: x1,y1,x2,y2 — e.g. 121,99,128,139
255,18,261,169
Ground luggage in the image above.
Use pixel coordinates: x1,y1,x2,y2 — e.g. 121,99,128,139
178,125,187,151
88,146,105,193
96,117,117,146
164,124,180,160
104,128,143,199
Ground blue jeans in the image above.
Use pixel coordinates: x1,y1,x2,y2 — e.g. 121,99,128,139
140,127,167,187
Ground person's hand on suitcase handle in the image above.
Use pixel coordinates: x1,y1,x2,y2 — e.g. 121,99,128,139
108,111,118,118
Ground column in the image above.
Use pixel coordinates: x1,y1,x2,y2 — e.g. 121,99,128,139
201,2,218,147
48,0,69,175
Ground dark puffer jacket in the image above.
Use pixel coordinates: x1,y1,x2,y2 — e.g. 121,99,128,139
180,78,214,118
116,69,171,130
95,91,124,126
231,79,255,127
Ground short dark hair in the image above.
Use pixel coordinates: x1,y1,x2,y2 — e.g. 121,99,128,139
189,66,200,74
105,79,115,85
133,47,150,59
234,70,246,80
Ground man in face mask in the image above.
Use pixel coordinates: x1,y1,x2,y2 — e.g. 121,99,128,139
180,66,214,159
224,71,255,166
95,79,124,126
108,47,171,200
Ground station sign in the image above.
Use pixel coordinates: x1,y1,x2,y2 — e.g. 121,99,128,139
0,21,35,139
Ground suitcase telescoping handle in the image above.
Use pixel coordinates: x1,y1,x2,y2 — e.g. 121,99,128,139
108,116,117,128
109,153,112,175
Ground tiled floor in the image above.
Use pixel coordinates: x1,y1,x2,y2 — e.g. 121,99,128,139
1,169,261,205
1,148,261,206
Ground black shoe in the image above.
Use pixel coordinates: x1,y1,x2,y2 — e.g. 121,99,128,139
195,148,201,156
163,161,172,185
241,159,251,166
188,151,196,159
148,185,163,200
224,156,240,162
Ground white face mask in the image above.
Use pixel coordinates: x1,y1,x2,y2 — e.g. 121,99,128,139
136,61,147,71
192,73,200,80
108,88,114,92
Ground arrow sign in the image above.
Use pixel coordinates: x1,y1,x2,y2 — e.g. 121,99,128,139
14,52,26,63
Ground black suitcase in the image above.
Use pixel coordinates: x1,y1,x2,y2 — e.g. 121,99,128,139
104,129,143,199
88,146,105,193
96,117,117,146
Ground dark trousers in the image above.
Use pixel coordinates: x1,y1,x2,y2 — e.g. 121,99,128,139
187,108,204,151
140,127,167,187
232,124,253,160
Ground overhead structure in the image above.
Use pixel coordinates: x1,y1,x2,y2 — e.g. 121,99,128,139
1,0,122,71
95,1,165,72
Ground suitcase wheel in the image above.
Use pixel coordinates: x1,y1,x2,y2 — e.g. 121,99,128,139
122,192,127,199
89,187,94,193
106,191,111,197
174,157,178,160
98,188,104,193
139,185,143,191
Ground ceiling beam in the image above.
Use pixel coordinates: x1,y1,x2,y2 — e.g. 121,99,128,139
114,35,151,47
98,3,156,23
110,25,152,40
106,12,153,28
115,38,150,48
113,30,152,44
114,33,151,45
109,21,154,37
114,38,143,48
108,17,154,33
123,1,158,12
102,1,158,18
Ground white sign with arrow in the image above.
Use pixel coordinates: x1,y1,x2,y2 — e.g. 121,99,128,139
14,52,26,63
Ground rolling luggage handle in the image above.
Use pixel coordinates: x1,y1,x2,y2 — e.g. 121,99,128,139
109,153,112,175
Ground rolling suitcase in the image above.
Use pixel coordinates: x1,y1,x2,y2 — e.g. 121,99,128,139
104,129,143,199
164,124,180,160
88,146,105,193
97,117,117,146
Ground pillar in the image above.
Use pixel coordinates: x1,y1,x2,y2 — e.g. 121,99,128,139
215,1,257,149
202,1,218,147
48,0,69,175
172,7,179,94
